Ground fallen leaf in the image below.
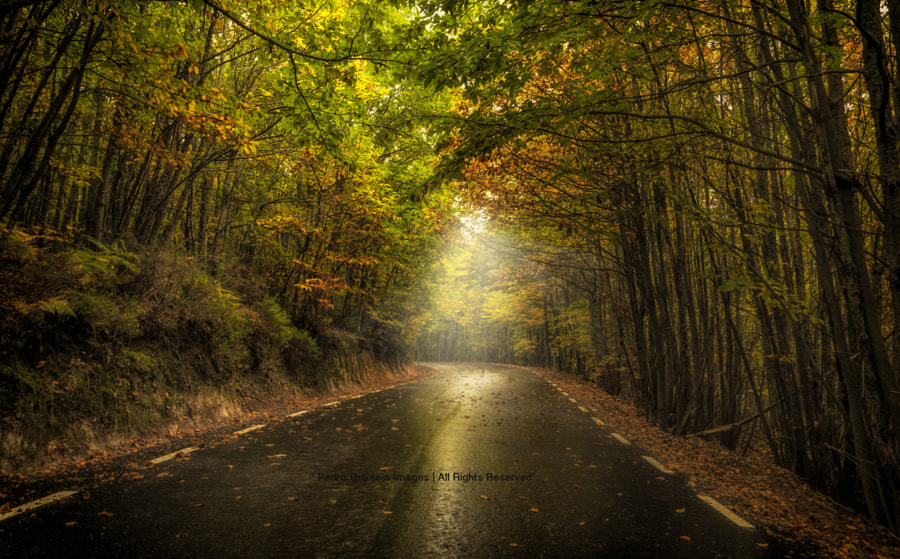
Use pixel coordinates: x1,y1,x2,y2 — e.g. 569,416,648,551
382,510,392,514
379,467,392,472
529,507,539,513
680,536,691,542
577,521,585,526
131,474,144,481
480,494,489,500
98,511,114,517
675,508,685,513
195,503,204,507
267,454,286,458
65,521,78,527
379,498,388,504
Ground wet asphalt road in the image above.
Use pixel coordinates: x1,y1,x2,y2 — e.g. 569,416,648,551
1,363,772,558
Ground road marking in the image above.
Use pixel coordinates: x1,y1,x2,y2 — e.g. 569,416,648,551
593,417,605,426
611,433,631,445
568,397,578,404
641,455,674,474
0,491,78,522
577,405,588,413
287,410,308,418
234,424,266,435
322,401,339,407
150,446,198,465
698,495,755,529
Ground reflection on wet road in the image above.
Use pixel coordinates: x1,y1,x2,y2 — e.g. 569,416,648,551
1,363,769,558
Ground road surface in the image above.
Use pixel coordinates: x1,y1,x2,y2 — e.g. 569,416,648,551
1,363,776,557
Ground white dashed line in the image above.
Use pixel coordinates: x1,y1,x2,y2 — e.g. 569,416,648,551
577,406,588,413
611,433,631,445
322,401,340,407
287,410,308,418
698,495,755,529
641,455,674,474
234,424,266,435
568,397,578,404
560,391,569,396
0,491,78,522
592,417,605,426
150,446,198,465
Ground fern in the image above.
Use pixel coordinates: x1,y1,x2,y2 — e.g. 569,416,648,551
36,297,76,319
68,238,139,287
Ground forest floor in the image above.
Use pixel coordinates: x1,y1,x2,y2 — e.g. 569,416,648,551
531,366,900,559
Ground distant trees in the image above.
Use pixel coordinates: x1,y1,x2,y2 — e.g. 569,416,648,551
414,0,900,530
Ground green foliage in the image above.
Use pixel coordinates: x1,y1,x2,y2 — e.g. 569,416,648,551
33,297,76,321
67,240,139,289
73,293,141,340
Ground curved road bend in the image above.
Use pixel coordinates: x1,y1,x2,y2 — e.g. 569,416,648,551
2,363,775,558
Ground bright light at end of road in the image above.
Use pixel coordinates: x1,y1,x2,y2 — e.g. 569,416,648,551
459,211,488,242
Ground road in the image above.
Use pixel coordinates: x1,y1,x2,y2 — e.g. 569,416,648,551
1,363,774,558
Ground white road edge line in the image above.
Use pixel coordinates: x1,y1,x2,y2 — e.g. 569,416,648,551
611,433,631,445
150,446,199,465
0,490,78,522
287,410,308,418
234,424,266,435
698,495,755,529
641,455,674,474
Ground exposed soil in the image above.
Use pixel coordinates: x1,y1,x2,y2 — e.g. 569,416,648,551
531,366,900,559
